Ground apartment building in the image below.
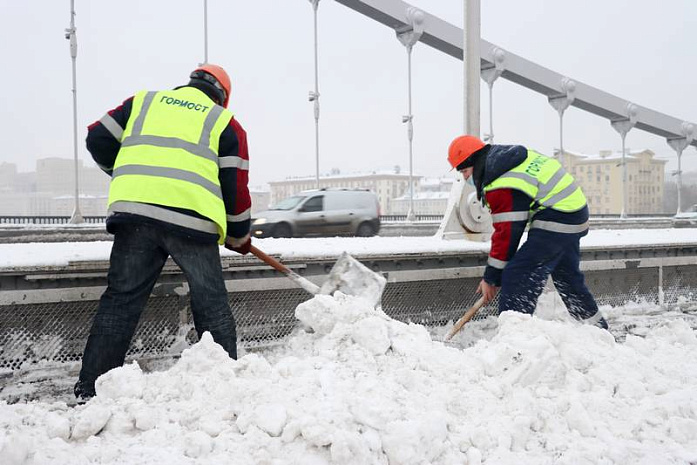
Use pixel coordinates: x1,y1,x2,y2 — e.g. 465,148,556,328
390,176,455,215
561,149,667,215
249,189,271,214
267,170,421,215
390,191,451,216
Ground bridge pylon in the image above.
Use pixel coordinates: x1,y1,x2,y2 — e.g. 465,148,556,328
435,178,492,242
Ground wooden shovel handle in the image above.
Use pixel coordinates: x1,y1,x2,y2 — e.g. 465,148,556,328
249,245,291,274
248,245,321,295
444,296,487,341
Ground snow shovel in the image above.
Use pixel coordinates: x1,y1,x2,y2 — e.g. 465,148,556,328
444,296,486,341
249,245,386,308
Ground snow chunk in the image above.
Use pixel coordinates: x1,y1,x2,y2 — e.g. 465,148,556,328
95,361,144,400
71,404,111,440
183,430,213,458
237,403,288,437
45,412,71,440
0,434,33,465
295,293,368,334
381,414,449,464
351,316,390,355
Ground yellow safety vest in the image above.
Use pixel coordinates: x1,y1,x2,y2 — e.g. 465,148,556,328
485,150,587,212
484,150,588,233
107,88,233,243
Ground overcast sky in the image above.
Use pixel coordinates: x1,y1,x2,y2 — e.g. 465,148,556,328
2,0,696,188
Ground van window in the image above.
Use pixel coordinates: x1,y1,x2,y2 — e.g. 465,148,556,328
301,196,324,212
324,191,376,211
271,195,305,211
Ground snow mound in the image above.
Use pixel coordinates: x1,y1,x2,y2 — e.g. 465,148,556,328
0,295,696,464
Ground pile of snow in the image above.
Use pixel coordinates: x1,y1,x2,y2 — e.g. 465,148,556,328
1,293,696,464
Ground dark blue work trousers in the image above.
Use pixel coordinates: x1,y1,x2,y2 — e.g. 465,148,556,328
499,229,602,324
76,223,236,397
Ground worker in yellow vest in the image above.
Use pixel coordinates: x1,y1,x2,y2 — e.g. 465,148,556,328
447,135,608,329
75,64,252,401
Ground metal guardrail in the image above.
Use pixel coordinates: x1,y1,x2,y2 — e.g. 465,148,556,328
1,243,696,374
2,215,442,224
379,214,445,222
591,213,675,218
0,216,106,225
0,213,679,225
382,213,677,221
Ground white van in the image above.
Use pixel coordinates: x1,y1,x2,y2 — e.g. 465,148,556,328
251,188,381,238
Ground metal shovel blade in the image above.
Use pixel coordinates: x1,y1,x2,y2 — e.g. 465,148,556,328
319,252,386,307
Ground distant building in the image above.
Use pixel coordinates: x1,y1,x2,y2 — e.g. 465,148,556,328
419,176,455,194
36,158,80,195
0,157,110,216
0,162,18,193
35,157,110,197
268,169,421,215
249,188,271,214
390,176,455,216
560,148,667,215
53,194,110,216
391,191,451,216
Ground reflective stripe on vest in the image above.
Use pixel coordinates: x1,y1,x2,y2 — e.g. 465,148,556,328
108,201,218,234
121,135,218,164
108,88,233,243
112,165,223,199
491,211,529,223
530,220,589,234
484,150,587,233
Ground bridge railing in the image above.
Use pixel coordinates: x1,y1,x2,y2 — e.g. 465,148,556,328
380,214,445,222
0,216,107,225
1,243,696,374
0,213,678,226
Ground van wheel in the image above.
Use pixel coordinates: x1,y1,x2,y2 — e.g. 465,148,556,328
356,222,375,237
273,223,292,238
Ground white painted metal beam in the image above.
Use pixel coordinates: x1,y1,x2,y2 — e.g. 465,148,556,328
334,0,697,148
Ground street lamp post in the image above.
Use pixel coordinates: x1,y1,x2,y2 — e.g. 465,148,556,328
308,0,321,190
396,7,423,222
66,0,82,223
203,0,208,64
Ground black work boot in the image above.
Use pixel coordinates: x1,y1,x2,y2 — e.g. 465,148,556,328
74,379,96,404
595,317,609,330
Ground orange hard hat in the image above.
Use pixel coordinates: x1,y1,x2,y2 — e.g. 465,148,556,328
190,64,231,107
447,135,486,170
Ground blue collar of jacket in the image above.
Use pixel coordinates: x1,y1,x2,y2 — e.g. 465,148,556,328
482,144,528,185
473,144,527,200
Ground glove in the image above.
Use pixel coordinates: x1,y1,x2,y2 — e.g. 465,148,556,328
225,234,251,255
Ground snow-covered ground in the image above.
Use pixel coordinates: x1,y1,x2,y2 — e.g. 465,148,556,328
1,292,696,465
1,230,696,463
1,228,697,269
